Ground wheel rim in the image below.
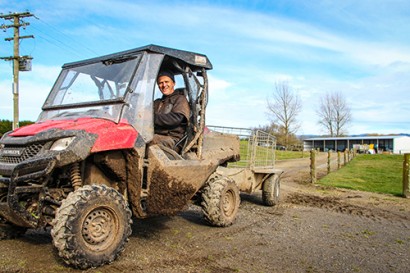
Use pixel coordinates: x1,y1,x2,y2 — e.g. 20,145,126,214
222,189,236,217
82,207,118,250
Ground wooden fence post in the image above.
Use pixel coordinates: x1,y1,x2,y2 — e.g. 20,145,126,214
344,149,347,165
337,151,341,169
403,153,410,198
310,150,316,183
327,150,331,174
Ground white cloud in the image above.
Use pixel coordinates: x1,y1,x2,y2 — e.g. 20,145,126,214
1,0,409,135
291,62,410,135
208,75,231,100
0,64,60,121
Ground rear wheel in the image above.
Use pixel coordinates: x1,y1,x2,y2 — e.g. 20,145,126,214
201,175,240,227
51,184,132,269
262,174,280,206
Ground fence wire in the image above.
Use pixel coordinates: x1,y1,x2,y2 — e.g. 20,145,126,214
207,126,276,170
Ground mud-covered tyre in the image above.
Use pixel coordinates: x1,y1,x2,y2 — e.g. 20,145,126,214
51,184,132,269
262,174,280,206
201,176,240,227
0,221,27,240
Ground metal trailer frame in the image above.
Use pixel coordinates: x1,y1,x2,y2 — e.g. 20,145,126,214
207,126,283,196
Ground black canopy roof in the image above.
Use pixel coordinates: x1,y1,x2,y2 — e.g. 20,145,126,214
62,44,213,71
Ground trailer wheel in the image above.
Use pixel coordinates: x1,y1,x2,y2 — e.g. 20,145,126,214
262,174,280,206
51,184,132,269
201,176,240,227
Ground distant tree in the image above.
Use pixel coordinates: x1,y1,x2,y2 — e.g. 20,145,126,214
0,119,35,135
266,81,302,148
316,91,351,137
20,120,35,127
253,122,301,150
0,119,12,135
253,123,281,136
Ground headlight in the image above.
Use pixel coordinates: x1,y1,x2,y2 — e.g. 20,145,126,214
50,137,75,151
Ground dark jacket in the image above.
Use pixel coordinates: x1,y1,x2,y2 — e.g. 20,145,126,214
154,90,190,140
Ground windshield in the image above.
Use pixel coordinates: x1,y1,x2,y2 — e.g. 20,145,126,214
39,56,141,122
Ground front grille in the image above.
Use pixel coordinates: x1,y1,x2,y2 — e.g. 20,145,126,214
0,143,45,164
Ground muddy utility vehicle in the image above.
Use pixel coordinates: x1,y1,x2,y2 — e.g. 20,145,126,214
0,45,281,269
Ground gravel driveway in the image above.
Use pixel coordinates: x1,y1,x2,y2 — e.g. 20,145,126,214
0,153,409,273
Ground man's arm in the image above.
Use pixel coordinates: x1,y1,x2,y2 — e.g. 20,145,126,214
155,112,187,128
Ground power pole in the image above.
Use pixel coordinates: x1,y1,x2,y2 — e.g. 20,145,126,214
1,11,34,130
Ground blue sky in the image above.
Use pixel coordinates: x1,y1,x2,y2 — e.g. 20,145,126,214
1,0,409,135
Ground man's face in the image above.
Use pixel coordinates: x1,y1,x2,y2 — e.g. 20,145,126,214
157,75,175,96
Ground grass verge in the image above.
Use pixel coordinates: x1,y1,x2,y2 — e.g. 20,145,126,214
318,154,403,196
276,150,309,160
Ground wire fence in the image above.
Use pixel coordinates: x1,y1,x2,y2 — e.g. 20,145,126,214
207,126,276,170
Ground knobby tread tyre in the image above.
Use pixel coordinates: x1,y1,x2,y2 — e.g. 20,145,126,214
201,174,240,227
51,184,132,269
262,174,280,206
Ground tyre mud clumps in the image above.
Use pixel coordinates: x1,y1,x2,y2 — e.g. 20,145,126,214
201,174,240,227
262,174,280,206
51,185,132,269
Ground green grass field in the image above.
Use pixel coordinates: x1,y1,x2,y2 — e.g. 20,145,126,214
275,150,309,160
318,154,404,196
239,139,308,160
230,141,308,168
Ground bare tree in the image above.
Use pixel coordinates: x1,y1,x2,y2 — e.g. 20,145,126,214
317,91,352,136
317,93,335,136
266,81,302,148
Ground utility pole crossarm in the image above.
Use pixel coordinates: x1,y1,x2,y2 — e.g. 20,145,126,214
0,57,15,61
5,35,34,42
0,11,33,20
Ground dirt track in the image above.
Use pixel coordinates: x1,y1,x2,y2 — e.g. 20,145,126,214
1,153,409,273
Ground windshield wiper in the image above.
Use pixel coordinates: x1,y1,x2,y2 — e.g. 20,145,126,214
102,56,136,66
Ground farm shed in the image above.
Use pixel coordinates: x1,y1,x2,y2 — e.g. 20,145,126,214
303,135,410,154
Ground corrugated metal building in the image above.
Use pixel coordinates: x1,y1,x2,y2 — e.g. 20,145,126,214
303,135,410,154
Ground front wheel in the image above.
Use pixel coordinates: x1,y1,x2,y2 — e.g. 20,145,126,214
201,175,240,227
262,174,280,206
51,184,132,269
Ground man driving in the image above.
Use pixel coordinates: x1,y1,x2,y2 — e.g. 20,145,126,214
151,70,190,151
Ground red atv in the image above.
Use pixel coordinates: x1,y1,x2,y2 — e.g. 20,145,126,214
0,45,280,269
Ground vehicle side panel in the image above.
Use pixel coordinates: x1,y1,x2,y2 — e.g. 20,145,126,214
144,132,240,215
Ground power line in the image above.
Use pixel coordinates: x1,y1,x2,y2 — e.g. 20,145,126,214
33,15,100,57
30,24,86,59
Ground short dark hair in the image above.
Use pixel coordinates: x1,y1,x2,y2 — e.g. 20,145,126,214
157,70,175,83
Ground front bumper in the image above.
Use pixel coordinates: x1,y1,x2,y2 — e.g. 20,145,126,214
0,155,57,227
0,129,97,228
